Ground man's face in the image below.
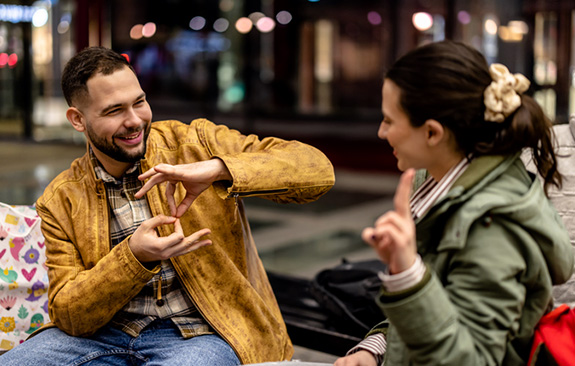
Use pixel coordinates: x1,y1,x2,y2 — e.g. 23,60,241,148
76,66,153,165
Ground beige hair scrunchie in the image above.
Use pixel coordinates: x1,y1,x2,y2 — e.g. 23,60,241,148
483,63,530,123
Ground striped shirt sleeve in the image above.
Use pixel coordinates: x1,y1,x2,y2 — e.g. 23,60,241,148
347,333,386,365
378,254,426,292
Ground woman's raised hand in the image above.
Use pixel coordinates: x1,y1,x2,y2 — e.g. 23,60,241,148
362,169,417,274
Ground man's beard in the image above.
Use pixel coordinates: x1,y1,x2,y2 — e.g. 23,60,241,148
86,122,151,163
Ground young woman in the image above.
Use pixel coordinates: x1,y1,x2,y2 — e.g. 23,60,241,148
333,40,573,366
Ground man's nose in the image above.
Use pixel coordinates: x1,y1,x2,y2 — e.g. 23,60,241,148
124,108,141,127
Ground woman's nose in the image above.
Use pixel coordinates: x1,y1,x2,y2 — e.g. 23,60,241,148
378,123,388,140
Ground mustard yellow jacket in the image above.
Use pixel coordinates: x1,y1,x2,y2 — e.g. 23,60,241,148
35,119,335,364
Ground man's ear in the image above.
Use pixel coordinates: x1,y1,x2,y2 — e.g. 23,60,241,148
66,107,85,132
424,119,445,147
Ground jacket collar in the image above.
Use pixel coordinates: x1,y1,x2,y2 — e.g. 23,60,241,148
415,153,522,251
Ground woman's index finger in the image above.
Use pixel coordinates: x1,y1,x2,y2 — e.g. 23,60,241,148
394,169,415,218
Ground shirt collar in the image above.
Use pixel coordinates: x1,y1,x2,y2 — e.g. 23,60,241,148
89,146,140,183
410,157,470,220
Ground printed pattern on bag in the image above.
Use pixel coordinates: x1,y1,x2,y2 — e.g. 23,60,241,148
0,203,49,352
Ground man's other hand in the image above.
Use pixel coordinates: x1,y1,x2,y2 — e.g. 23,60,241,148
129,215,211,263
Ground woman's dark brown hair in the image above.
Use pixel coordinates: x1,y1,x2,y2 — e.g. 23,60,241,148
386,40,560,193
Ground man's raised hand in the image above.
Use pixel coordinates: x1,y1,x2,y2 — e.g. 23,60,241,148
135,159,232,217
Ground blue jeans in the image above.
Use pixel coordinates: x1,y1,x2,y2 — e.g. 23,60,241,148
246,363,332,365
0,319,240,366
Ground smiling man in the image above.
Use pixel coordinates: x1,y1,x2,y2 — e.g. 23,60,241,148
66,62,153,176
0,47,335,366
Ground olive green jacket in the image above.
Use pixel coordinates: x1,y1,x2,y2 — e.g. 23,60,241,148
374,154,573,365
35,119,335,364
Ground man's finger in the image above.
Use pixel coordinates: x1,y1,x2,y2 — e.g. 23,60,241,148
173,218,183,235
175,195,197,218
137,166,156,180
139,214,176,231
135,174,165,198
170,228,212,256
153,164,185,179
165,181,177,216
186,228,211,241
138,164,172,180
394,168,415,218
185,239,212,253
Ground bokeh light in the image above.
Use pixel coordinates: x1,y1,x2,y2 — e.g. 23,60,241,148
509,20,528,34
8,53,17,68
235,17,253,34
219,0,234,12
142,22,156,38
0,53,8,68
256,17,275,33
249,12,265,23
224,84,245,103
412,12,433,31
57,20,70,34
499,20,528,42
276,11,292,25
367,11,382,25
57,13,72,34
213,18,230,33
484,19,498,35
189,16,206,31
458,11,471,25
32,8,48,27
130,24,144,40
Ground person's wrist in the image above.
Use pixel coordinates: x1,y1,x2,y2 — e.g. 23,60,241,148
389,253,416,274
212,158,232,181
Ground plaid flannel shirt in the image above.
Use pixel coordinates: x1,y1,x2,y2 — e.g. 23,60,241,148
91,151,211,338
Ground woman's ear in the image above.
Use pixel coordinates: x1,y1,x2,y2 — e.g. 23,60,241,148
66,107,85,132
424,119,445,147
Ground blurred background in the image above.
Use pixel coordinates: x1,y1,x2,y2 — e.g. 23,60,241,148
1,0,573,141
1,0,574,360
2,0,575,273
1,0,574,277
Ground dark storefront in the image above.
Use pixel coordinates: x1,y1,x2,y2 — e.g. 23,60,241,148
1,0,575,141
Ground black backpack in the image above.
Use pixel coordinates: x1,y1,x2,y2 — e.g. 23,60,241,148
308,259,387,337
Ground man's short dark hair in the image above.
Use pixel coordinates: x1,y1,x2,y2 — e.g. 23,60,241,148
61,47,135,106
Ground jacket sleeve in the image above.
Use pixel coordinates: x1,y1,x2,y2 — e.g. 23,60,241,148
378,219,546,366
196,119,335,202
36,201,160,337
